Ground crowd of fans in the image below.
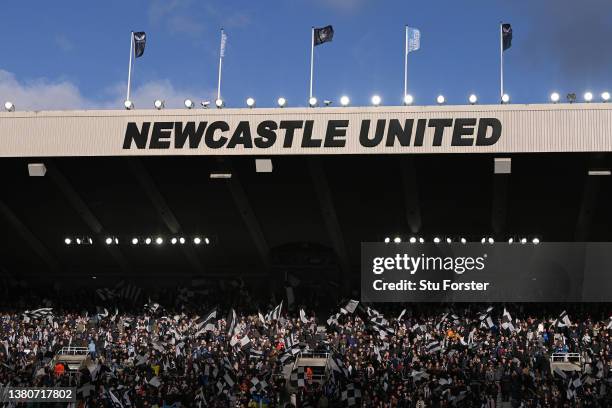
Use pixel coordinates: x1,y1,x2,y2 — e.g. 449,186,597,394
0,284,609,407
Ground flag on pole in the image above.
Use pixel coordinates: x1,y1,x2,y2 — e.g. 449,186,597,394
133,32,147,58
220,31,228,58
502,24,512,51
406,27,420,53
314,25,334,46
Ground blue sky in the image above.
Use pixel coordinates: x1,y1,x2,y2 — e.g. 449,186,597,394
1,0,611,110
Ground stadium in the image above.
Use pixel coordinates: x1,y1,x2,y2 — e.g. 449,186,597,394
1,2,612,407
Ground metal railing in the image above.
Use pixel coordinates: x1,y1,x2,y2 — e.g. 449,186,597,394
57,347,89,356
550,352,582,364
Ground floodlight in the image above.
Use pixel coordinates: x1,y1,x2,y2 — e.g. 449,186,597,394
204,237,210,245
132,238,139,245
156,237,163,245
145,237,152,245
179,237,186,244
64,238,72,245
418,237,425,244
4,101,15,112
371,95,381,106
446,237,452,244
184,99,195,109
124,100,134,110
436,95,445,105
384,237,390,243
403,94,413,105
433,237,441,244
584,92,593,102
532,237,540,245
105,237,113,245
246,97,255,108
550,92,560,103
308,97,318,107
215,98,224,108
488,237,494,244
501,94,510,104
409,237,417,244
520,237,527,244
460,238,467,244
601,92,610,102
154,99,164,110
340,95,350,106
468,94,478,104
171,237,177,245
194,237,202,245
393,237,401,243
277,97,287,107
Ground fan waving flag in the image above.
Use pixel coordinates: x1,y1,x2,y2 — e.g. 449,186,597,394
314,25,334,46
502,23,512,51
406,27,420,53
133,32,146,58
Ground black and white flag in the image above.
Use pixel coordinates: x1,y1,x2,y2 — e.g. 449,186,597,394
556,310,572,328
227,309,237,336
341,383,361,407
501,308,515,332
426,340,442,354
314,25,334,46
133,32,146,58
340,300,359,314
265,301,283,322
299,309,309,324
502,24,512,51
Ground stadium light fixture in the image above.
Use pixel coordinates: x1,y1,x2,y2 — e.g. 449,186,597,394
64,238,72,245
403,94,414,105
408,237,416,244
171,237,177,245
446,237,452,244
601,92,610,102
4,101,15,112
201,101,210,108
384,237,390,244
194,237,202,245
76,238,82,245
532,237,540,245
550,92,560,103
246,97,255,108
371,95,382,106
308,97,318,107
124,100,134,110
501,94,510,104
131,238,139,245
184,99,195,109
460,238,467,244
520,237,527,244
481,237,486,244
433,237,441,244
488,237,494,245
436,95,445,105
418,237,425,244
340,96,350,106
105,237,113,245
179,237,186,244
145,237,152,245
204,237,210,245
155,237,163,245
468,94,478,104
584,92,593,102
215,98,224,108
154,99,164,110
508,237,514,244
277,97,287,108
393,237,401,244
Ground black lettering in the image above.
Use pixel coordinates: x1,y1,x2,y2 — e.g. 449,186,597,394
174,122,206,149
205,121,229,149
451,118,477,146
324,120,348,148
150,122,173,149
428,119,453,146
123,122,150,149
359,119,385,147
255,121,277,148
476,118,502,146
301,120,320,148
413,119,427,146
227,121,253,148
279,121,303,148
386,119,413,147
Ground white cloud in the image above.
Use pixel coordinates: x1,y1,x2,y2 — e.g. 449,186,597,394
0,69,215,111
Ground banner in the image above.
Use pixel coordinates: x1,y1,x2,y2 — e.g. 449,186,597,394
0,104,611,157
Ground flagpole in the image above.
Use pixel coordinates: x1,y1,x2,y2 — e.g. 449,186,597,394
217,28,224,101
404,25,408,98
499,22,504,101
309,26,315,99
126,31,134,101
